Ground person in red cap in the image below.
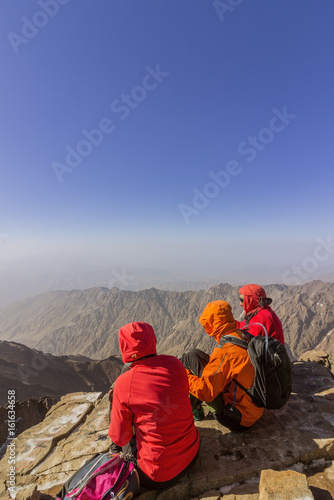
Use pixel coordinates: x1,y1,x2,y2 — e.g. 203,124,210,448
108,322,199,491
236,284,284,344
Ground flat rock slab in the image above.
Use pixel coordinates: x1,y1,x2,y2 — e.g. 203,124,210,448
0,362,334,500
0,392,103,499
258,469,314,499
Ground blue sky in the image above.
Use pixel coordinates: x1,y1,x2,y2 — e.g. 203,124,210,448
0,0,334,280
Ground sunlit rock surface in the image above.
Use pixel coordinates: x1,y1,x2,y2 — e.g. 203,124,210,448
0,361,333,499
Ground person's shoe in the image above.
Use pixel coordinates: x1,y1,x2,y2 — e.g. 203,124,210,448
193,404,205,421
205,411,216,420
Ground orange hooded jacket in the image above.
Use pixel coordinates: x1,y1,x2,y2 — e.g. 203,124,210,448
186,300,264,427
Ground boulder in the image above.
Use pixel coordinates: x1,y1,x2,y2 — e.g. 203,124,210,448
0,362,334,499
258,469,313,499
299,349,334,376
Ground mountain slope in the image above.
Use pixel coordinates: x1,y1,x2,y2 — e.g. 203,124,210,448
0,281,333,360
0,340,122,405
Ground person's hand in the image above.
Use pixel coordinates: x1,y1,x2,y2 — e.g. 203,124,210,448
109,442,122,455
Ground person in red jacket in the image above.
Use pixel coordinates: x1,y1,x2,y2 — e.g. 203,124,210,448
236,284,284,345
108,322,199,491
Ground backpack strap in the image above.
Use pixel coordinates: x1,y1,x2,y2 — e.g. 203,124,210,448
218,335,249,350
231,377,250,395
239,327,253,341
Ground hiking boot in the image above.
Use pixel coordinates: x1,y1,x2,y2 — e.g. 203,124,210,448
205,411,216,420
193,404,205,421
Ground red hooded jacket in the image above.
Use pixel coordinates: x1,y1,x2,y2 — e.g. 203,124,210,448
108,322,199,482
236,284,284,345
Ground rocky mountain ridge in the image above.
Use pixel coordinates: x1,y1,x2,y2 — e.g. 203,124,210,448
0,281,333,360
0,340,122,406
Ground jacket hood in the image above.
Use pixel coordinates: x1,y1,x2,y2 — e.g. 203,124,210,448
119,322,157,363
239,284,266,314
199,300,237,343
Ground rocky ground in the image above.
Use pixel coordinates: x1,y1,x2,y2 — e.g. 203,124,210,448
0,397,57,460
0,360,333,500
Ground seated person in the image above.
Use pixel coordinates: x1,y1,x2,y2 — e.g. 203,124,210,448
181,300,264,431
108,321,199,491
236,284,284,344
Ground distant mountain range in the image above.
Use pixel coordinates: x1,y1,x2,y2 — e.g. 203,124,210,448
1,258,333,308
0,261,223,307
0,340,122,406
0,281,333,363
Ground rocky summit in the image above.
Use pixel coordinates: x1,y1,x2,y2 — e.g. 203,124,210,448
0,359,333,500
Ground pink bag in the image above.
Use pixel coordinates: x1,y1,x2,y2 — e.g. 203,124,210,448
57,453,140,500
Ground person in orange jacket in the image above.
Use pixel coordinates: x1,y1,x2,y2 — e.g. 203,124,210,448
181,300,264,430
236,284,284,345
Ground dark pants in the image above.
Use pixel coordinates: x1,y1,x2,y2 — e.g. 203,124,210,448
122,437,198,490
181,349,248,432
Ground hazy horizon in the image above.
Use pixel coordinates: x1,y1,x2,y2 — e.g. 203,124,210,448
1,1,333,300
0,246,333,308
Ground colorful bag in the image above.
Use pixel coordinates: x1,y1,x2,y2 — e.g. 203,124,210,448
56,452,140,500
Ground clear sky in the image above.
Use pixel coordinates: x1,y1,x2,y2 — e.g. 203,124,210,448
1,0,334,282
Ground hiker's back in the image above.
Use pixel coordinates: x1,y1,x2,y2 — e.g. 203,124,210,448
254,307,284,344
110,354,199,482
213,342,264,427
238,307,284,345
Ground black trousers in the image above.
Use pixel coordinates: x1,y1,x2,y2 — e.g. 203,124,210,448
181,349,248,432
